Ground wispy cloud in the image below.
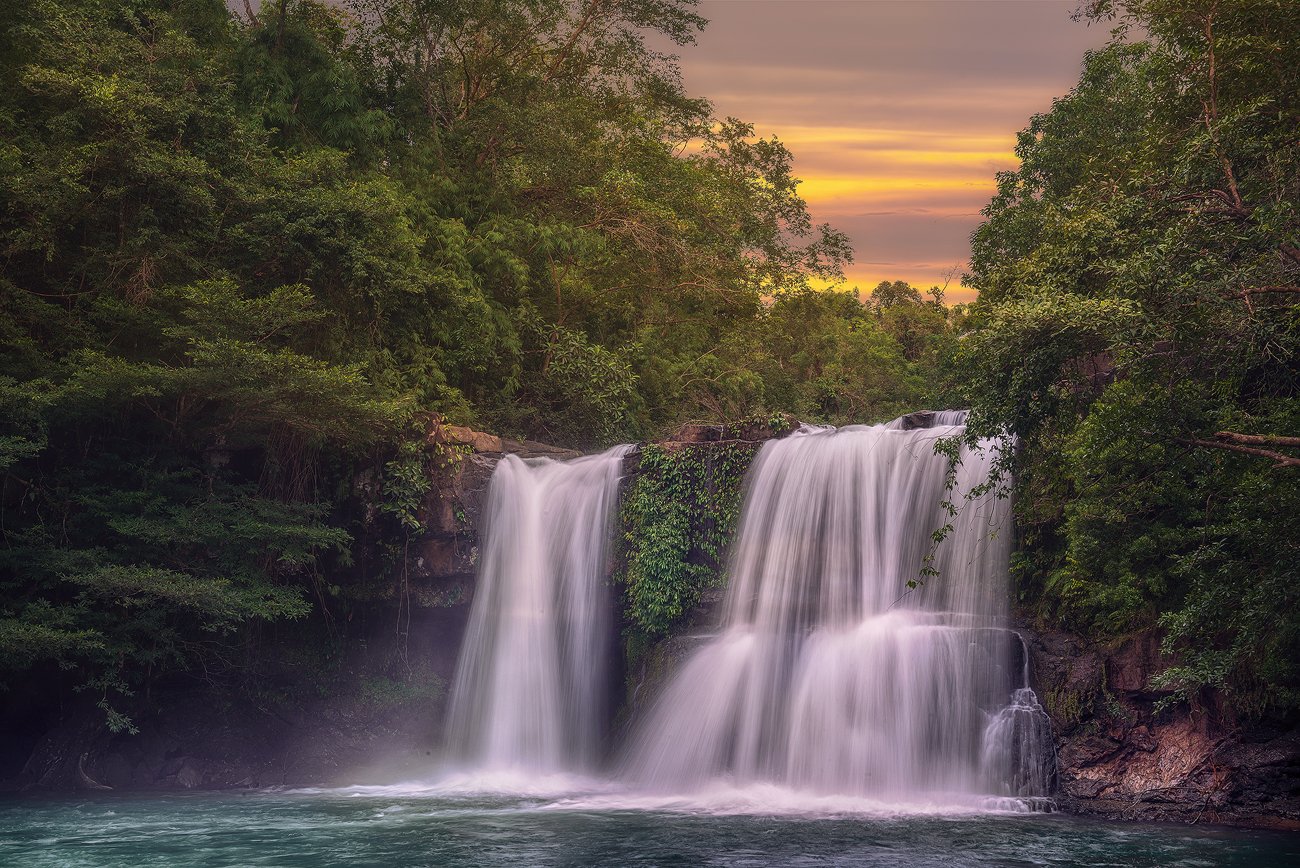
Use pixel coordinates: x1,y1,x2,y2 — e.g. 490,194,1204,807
678,0,1113,302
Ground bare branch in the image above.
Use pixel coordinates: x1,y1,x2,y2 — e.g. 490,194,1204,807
1214,431,1300,449
1180,437,1300,469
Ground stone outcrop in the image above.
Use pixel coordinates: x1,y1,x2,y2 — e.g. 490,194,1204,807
664,415,800,445
411,418,583,603
895,410,940,430
1028,628,1300,829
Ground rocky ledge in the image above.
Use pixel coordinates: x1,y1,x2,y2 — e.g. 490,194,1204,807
1029,628,1300,829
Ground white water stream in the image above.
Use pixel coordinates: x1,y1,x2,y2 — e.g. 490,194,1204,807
444,413,1054,808
623,413,1055,804
444,446,631,774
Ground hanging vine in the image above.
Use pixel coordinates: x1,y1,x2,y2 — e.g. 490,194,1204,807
617,441,756,642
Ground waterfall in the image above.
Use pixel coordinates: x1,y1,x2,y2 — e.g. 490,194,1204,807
622,413,1056,805
445,446,630,774
981,632,1057,801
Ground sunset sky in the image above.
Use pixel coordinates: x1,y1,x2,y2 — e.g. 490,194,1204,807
676,0,1113,302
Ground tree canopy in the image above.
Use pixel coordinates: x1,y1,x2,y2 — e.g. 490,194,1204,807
957,0,1300,712
0,0,944,726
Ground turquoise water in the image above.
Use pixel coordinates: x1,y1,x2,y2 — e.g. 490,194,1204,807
1,787,1296,867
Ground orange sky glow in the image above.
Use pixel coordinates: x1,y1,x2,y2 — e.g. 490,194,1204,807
676,1,1114,303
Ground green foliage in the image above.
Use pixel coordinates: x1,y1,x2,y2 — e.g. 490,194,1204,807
505,307,640,448
342,0,860,439
677,285,954,425
0,0,418,727
0,0,951,731
958,0,1300,713
379,439,436,534
869,280,952,363
618,443,754,638
0,611,103,673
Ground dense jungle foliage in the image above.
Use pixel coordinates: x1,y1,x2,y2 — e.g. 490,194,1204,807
3,0,1294,736
618,438,757,643
0,0,954,726
957,0,1300,714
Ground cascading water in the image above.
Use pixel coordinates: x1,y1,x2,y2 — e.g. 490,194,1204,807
981,632,1057,803
445,446,630,774
623,412,1056,807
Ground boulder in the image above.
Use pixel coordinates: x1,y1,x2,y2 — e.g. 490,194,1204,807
438,425,503,453
896,410,937,430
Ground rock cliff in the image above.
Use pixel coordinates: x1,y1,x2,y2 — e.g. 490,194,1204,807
1029,629,1300,829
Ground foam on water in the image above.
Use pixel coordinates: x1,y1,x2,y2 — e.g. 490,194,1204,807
293,776,1046,819
536,782,1050,818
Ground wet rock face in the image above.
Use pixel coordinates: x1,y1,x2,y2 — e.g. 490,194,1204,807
895,410,938,430
412,422,584,592
1027,628,1300,829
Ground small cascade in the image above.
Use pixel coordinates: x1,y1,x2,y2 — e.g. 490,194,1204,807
982,688,1056,801
981,632,1057,803
623,412,1056,807
445,445,630,774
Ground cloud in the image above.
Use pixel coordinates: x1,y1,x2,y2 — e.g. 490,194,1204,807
675,0,1113,298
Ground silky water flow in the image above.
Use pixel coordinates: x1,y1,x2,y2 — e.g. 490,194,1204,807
622,413,1056,807
445,445,631,774
444,415,1053,808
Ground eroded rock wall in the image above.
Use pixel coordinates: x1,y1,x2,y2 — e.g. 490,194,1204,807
1029,629,1300,829
410,422,581,605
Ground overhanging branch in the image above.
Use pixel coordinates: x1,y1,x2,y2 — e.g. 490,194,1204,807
1179,435,1300,469
1214,431,1300,449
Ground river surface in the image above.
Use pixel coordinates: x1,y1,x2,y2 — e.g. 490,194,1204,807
2,781,1295,867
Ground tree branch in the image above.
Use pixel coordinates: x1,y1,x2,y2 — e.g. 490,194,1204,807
543,0,604,84
1214,431,1300,449
1223,285,1300,299
1180,437,1300,469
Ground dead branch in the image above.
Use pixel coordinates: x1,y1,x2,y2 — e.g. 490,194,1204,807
1180,437,1300,469
1214,431,1300,449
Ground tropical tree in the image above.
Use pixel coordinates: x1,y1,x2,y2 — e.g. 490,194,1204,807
957,0,1300,711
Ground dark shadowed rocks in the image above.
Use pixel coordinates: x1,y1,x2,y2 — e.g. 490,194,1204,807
1028,627,1300,829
